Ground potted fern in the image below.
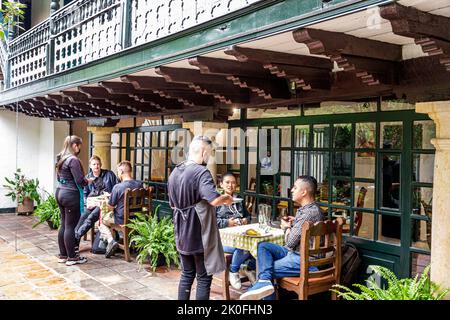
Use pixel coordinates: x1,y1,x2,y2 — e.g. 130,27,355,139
127,207,180,271
32,193,61,230
331,265,449,300
3,168,41,214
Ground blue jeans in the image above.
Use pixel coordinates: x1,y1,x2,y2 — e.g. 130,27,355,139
223,246,255,273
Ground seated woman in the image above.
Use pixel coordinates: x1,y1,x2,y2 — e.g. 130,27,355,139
216,172,256,289
75,155,119,248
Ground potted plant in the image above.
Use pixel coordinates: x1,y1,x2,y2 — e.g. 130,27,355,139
3,168,41,214
331,265,449,300
127,207,180,271
32,192,61,230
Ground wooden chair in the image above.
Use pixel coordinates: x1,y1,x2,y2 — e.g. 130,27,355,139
110,187,153,262
276,218,344,300
220,253,250,300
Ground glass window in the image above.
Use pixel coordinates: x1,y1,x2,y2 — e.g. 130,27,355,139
281,151,291,173
333,124,352,149
228,108,240,120
412,186,433,218
381,99,414,111
355,152,375,179
379,214,401,245
247,106,300,119
280,126,291,147
136,149,143,164
354,182,375,209
293,151,308,178
353,212,374,240
313,124,329,148
355,123,375,149
304,101,377,115
413,121,436,150
381,154,401,210
412,154,434,184
294,125,309,148
333,152,352,177
246,127,258,147
310,151,329,184
280,176,291,198
411,219,431,251
381,122,403,149
151,150,166,181
332,179,351,206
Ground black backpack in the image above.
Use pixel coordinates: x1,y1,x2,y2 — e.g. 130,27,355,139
340,242,362,287
91,231,108,254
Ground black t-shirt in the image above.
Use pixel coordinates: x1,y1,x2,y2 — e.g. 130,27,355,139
168,161,220,255
108,179,143,224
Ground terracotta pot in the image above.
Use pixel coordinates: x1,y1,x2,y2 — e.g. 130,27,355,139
17,197,34,215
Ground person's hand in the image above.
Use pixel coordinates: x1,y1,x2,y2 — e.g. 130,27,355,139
241,218,248,225
228,218,239,227
86,177,95,184
87,205,95,210
222,194,233,206
281,216,293,230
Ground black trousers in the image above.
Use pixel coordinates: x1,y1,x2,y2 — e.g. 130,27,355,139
55,188,81,259
178,253,212,300
75,206,100,241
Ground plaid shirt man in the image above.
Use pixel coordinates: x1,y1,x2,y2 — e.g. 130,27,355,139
284,202,324,252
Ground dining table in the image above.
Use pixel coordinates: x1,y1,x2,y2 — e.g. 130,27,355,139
219,223,285,258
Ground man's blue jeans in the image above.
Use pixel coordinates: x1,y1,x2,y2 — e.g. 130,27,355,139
257,242,303,281
223,246,255,273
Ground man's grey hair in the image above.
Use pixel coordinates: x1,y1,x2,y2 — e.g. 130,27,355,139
188,135,212,158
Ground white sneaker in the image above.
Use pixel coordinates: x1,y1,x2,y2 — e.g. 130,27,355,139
229,272,242,290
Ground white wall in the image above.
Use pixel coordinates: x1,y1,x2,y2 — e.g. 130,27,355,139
0,110,69,208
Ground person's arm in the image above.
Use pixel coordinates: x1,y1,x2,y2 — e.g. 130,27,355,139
107,186,118,211
68,157,88,187
285,215,309,251
210,194,233,207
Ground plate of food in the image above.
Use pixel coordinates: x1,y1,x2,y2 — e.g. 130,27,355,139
242,228,272,238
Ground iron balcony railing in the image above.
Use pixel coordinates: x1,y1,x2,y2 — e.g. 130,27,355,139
3,0,268,89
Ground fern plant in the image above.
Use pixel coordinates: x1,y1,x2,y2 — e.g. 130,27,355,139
127,207,180,271
32,193,60,229
331,265,449,300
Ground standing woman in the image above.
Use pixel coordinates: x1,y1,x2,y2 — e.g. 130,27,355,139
55,135,91,265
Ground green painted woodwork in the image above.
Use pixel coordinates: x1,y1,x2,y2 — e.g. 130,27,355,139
0,0,394,105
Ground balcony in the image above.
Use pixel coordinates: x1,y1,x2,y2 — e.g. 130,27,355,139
3,0,271,89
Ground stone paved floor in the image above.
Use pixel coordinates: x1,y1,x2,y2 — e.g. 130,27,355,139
0,213,249,300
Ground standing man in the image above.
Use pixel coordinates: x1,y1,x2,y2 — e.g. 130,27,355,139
240,175,324,300
168,136,233,300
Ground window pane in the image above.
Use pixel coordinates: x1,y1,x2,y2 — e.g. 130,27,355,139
379,214,401,244
332,180,351,206
293,151,308,178
413,121,436,150
317,180,330,204
333,124,352,149
412,187,433,218
355,123,375,149
135,166,142,181
381,154,401,210
228,108,240,120
151,150,166,181
310,151,329,185
294,125,309,147
354,212,374,240
245,195,257,221
355,152,375,179
381,99,414,111
280,176,291,198
246,127,258,147
136,149,143,164
410,253,431,278
354,182,375,209
411,219,431,251
333,152,352,177
160,131,167,147
280,126,291,147
412,154,434,184
304,101,377,115
313,124,329,148
111,133,120,147
381,122,403,149
281,151,291,173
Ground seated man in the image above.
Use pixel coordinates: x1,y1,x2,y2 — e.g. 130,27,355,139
75,155,119,246
240,175,324,300
99,160,142,258
216,172,256,289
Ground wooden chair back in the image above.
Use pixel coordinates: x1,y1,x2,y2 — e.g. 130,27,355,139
111,186,153,262
277,217,344,300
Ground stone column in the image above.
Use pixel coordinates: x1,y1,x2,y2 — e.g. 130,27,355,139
183,121,229,184
416,101,450,298
87,126,116,170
